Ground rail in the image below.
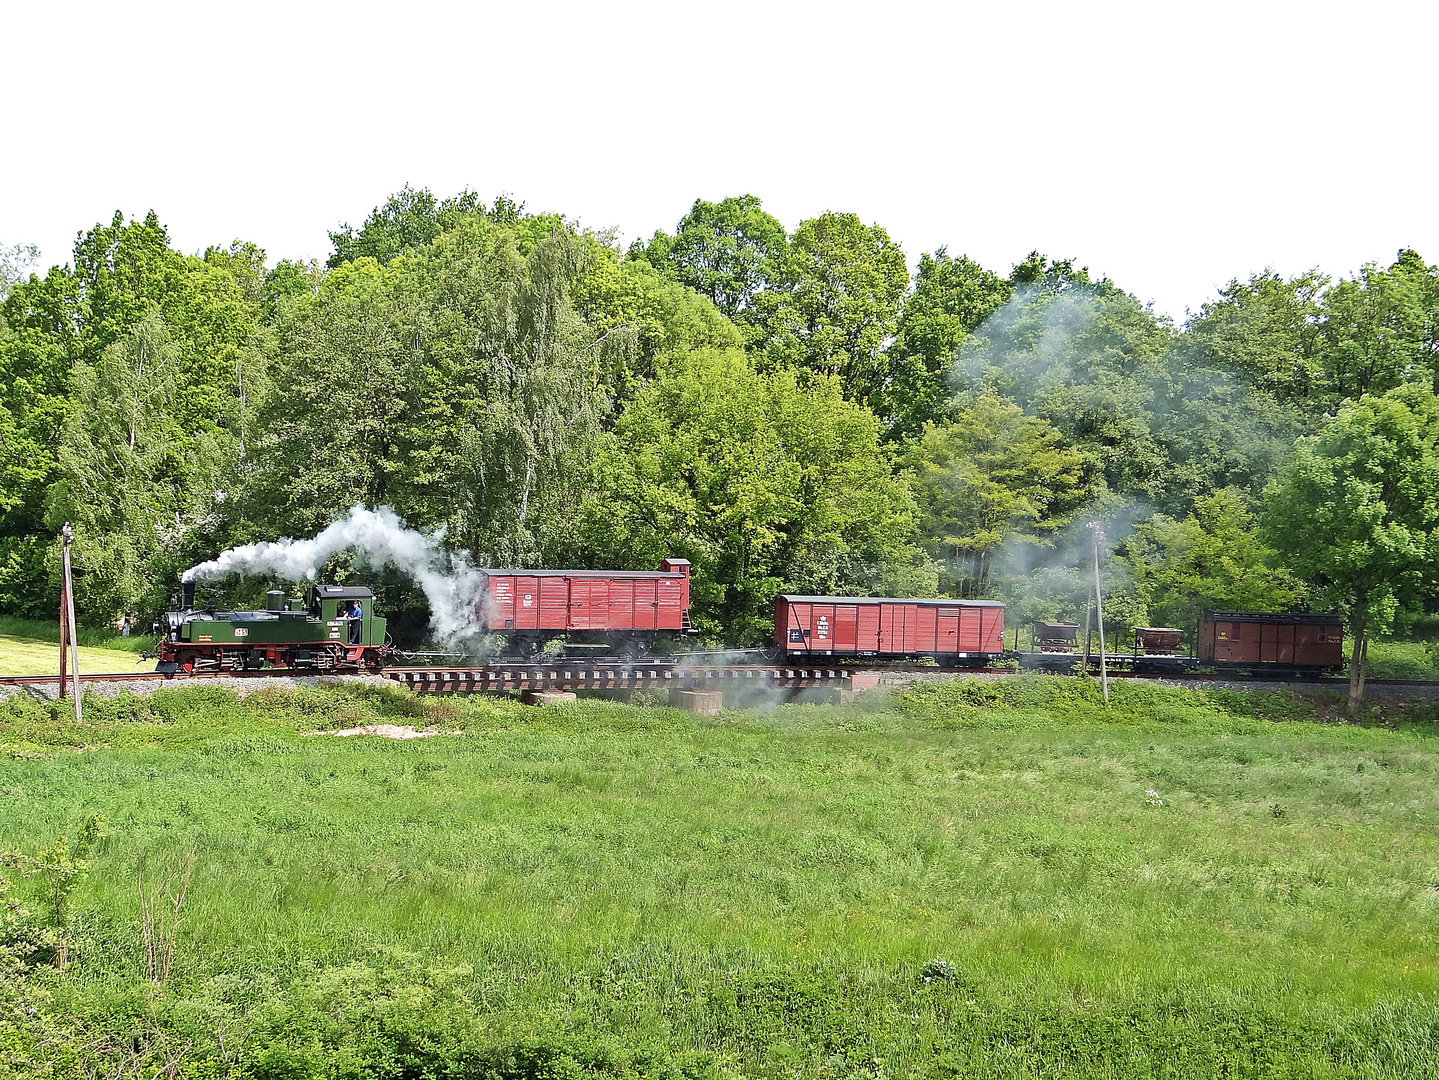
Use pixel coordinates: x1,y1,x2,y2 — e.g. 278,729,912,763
2,664,1435,691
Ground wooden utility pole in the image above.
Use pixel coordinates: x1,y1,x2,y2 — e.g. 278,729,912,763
60,523,82,723
1088,521,1109,704
58,550,69,696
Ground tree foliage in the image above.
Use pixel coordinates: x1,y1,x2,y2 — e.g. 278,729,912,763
1262,385,1439,709
879,249,1010,439
7,190,1439,661
1125,490,1303,631
49,312,232,614
328,186,526,268
954,263,1174,501
628,195,787,331
583,348,934,640
906,396,1090,596
756,212,910,407
0,242,39,301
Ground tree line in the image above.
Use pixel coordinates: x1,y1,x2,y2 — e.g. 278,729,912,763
4,189,1439,705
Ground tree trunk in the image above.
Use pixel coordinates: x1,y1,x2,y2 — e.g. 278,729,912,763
1347,607,1367,716
518,456,534,525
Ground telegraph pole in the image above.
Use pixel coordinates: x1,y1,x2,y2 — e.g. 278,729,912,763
60,524,82,723
58,540,69,697
1087,521,1109,704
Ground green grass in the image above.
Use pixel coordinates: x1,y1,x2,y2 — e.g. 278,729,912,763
1,679,1437,1077
1363,640,1439,680
0,616,156,676
0,633,151,675
0,615,153,653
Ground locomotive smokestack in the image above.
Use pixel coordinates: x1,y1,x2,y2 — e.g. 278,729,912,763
182,581,195,612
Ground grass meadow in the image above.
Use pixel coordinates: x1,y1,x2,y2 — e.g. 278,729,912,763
0,678,1436,1077
0,617,150,677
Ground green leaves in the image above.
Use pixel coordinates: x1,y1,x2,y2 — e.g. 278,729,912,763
628,194,788,327
1262,384,1439,707
757,211,910,408
584,349,934,640
879,248,1011,439
1126,491,1302,632
905,396,1091,596
1263,384,1439,621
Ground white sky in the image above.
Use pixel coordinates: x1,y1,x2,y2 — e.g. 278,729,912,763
5,0,1435,322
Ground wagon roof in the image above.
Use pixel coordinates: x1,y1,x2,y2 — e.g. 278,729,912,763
777,595,1005,607
1204,610,1341,624
479,569,685,579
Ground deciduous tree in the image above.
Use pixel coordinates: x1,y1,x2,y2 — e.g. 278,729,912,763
1125,490,1302,632
627,195,788,331
1262,385,1439,712
879,249,1010,439
955,262,1173,500
584,348,934,641
757,212,909,407
1318,251,1436,402
906,395,1090,596
328,186,524,268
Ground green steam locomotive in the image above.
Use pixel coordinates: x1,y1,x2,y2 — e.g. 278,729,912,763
156,581,388,673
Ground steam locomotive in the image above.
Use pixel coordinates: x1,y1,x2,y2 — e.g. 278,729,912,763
156,581,388,673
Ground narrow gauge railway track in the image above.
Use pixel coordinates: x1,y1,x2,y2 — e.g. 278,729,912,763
0,668,302,686
3,664,1437,691
0,663,866,692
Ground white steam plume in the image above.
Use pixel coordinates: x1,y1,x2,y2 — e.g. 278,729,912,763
182,506,484,642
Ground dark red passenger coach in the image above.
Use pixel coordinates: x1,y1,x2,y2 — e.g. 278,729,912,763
1198,611,1343,670
774,595,1005,665
478,559,693,656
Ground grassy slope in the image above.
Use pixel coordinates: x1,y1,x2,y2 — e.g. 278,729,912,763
0,616,151,676
0,616,152,653
1,680,1437,1077
0,633,150,676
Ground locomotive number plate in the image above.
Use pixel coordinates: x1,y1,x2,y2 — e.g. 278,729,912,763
233,628,248,637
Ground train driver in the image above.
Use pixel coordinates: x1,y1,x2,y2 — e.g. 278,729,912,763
346,599,363,644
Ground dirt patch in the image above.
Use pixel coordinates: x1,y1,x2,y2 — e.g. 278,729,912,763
308,724,462,740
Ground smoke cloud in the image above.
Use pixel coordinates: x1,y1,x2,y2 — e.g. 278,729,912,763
182,506,485,642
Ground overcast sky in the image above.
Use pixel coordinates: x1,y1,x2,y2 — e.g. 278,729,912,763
5,0,1435,322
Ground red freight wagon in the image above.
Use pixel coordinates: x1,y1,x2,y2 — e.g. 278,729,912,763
479,559,693,657
1198,611,1343,670
774,595,1005,666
